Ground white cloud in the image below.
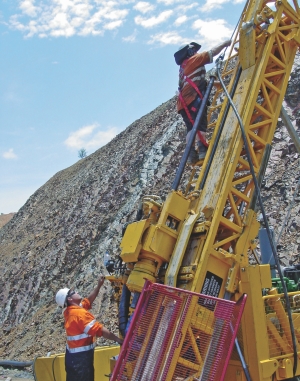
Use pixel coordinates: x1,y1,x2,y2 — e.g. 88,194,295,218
123,29,138,42
49,12,76,37
104,9,129,20
134,2,155,13
157,0,183,4
148,31,187,45
3,149,18,160
19,0,39,17
64,123,119,150
176,2,198,10
135,10,173,28
9,1,128,38
174,15,187,26
200,0,242,12
104,19,124,29
192,18,232,46
7,0,239,44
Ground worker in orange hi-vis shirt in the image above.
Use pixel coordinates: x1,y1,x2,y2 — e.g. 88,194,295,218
56,275,123,381
174,39,231,164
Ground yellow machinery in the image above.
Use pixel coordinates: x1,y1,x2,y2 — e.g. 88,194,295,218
33,346,119,381
106,0,300,380
34,0,300,379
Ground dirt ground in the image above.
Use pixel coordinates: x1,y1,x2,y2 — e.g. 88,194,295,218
0,367,33,381
0,378,33,381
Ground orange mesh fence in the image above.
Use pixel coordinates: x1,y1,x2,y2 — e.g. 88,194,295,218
111,281,246,381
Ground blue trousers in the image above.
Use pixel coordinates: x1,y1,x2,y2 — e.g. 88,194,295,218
65,348,94,381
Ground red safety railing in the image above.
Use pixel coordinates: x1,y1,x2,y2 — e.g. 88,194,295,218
111,281,247,381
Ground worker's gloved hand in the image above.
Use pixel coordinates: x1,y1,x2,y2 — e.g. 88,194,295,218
224,39,232,47
98,275,105,288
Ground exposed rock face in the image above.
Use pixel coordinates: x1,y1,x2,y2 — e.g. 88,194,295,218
0,53,299,361
0,213,15,229
0,97,187,360
262,52,300,263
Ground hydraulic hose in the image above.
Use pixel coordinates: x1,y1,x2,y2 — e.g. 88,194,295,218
0,360,33,368
216,58,298,376
52,355,58,381
118,284,131,337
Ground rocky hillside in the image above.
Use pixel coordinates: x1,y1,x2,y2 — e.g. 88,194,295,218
0,53,299,361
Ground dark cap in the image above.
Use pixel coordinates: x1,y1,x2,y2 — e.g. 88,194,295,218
174,42,201,65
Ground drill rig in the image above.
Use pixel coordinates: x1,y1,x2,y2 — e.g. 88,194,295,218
33,0,300,379
107,0,300,380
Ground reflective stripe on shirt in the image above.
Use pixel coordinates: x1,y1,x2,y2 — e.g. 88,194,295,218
181,66,206,89
83,319,96,334
66,343,96,353
182,75,206,89
188,66,206,78
67,333,91,341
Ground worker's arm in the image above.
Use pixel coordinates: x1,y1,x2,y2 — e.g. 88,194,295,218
211,39,231,57
87,275,105,305
102,327,124,345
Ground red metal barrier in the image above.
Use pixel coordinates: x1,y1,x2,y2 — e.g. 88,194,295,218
111,281,247,381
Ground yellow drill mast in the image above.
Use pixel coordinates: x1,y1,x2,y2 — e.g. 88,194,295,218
111,0,300,380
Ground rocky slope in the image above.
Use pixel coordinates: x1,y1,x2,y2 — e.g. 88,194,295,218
0,96,186,360
0,53,299,362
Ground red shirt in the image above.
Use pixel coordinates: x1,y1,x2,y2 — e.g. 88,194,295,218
177,51,212,112
64,298,103,353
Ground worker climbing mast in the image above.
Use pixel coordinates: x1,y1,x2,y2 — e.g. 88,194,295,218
106,0,300,380
174,39,232,165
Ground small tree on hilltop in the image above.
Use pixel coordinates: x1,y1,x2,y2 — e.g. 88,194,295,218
78,148,87,159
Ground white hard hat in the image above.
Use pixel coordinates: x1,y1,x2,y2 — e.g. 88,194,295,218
55,288,70,307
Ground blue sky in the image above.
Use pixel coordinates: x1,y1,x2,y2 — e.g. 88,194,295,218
0,0,244,214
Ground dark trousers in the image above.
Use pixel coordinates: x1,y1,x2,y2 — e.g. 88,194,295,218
65,348,94,381
179,97,208,134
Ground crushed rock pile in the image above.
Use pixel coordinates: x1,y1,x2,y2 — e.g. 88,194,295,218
0,52,299,362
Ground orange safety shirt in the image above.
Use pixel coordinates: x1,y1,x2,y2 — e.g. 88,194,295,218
63,298,103,353
177,51,213,112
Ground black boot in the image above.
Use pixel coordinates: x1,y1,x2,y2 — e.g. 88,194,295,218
187,146,198,164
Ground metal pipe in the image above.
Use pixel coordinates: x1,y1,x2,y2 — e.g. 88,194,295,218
224,291,252,381
280,106,300,154
172,76,216,191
